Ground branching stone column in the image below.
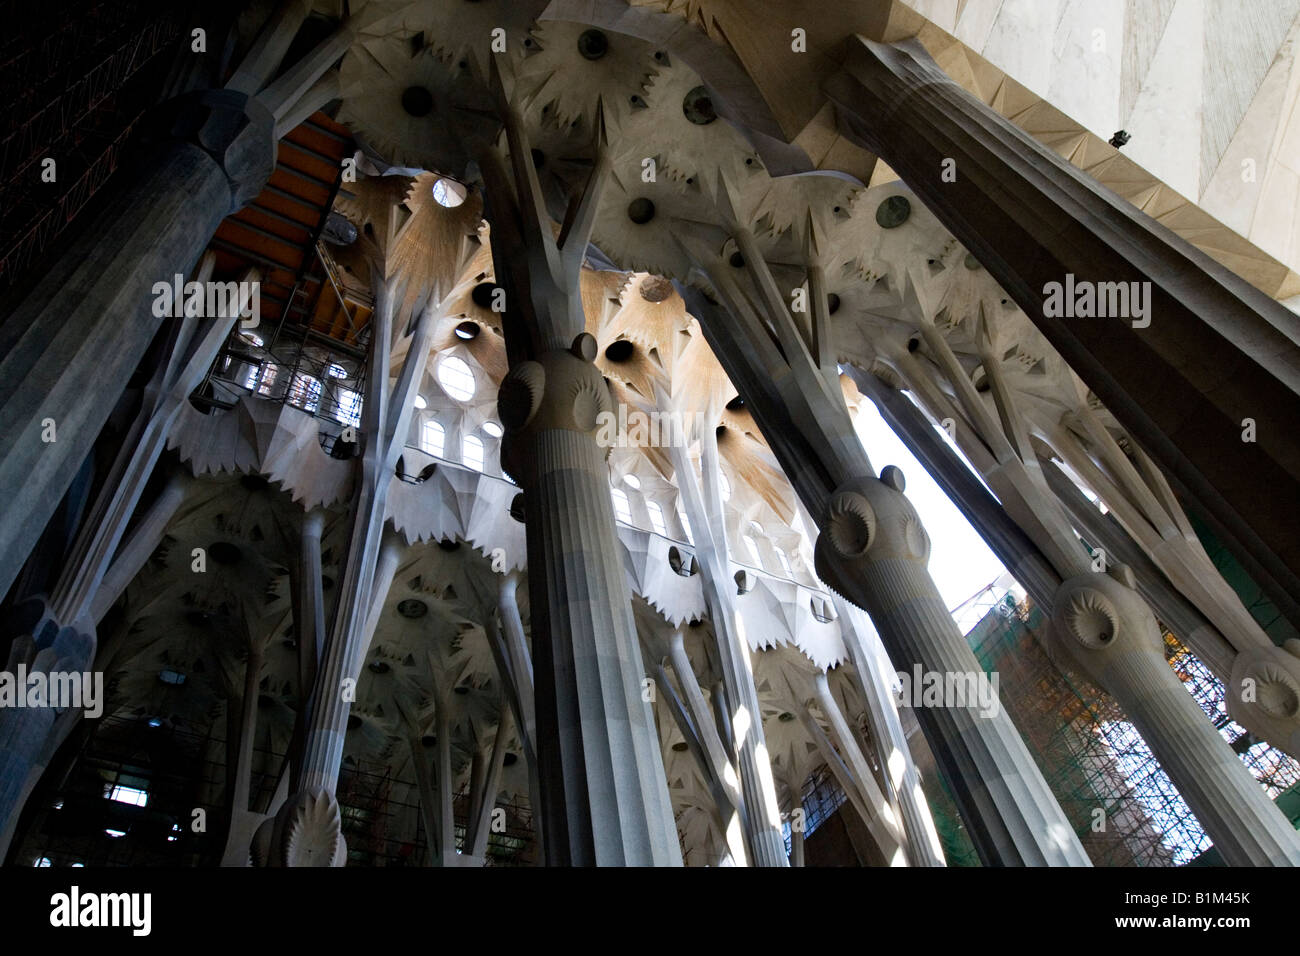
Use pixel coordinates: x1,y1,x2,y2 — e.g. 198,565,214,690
812,671,907,865
1049,568,1300,865
0,255,247,855
674,201,1088,864
852,369,1062,613
832,598,946,867
824,36,1300,633
0,12,356,606
663,403,788,866
267,276,432,867
479,91,678,864
0,91,273,601
497,332,680,865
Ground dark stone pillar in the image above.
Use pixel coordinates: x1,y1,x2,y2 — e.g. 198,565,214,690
0,89,274,600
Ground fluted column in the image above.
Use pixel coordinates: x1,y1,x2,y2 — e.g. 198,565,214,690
677,257,1088,863
1048,568,1300,865
812,468,1090,865
498,333,680,865
478,85,679,863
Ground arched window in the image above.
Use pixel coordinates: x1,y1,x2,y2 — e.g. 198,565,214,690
462,434,485,471
335,388,362,427
776,549,793,577
421,420,445,457
611,487,632,524
288,373,321,413
646,500,667,536
719,471,731,501
743,534,762,568
437,355,476,401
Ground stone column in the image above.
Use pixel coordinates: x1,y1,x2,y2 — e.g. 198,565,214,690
824,36,1300,634
663,409,789,866
91,470,194,623
480,95,679,864
496,570,537,754
812,671,907,865
0,10,355,604
0,616,93,858
824,593,947,867
811,467,1087,865
266,273,432,867
676,242,1089,864
0,91,273,602
1048,568,1300,865
497,333,680,865
1041,459,1238,680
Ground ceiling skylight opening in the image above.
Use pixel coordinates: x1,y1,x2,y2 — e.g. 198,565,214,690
437,355,476,402
432,178,468,208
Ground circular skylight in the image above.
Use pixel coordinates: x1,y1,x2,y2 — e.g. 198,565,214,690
437,356,476,401
482,421,503,438
432,178,467,208
414,394,427,409
623,474,641,490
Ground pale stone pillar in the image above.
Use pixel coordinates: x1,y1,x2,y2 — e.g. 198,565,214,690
812,671,907,865
832,597,947,867
481,97,679,865
677,257,1089,864
497,333,680,865
663,412,788,866
1048,568,1300,865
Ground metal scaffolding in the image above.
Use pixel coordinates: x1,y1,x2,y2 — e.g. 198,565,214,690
966,594,1299,866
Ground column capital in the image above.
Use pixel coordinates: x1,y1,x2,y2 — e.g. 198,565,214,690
1048,565,1165,682
814,467,931,595
146,88,276,212
498,332,613,484
1227,644,1300,757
